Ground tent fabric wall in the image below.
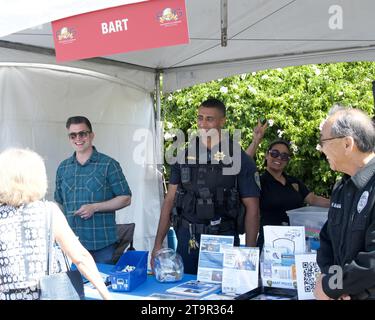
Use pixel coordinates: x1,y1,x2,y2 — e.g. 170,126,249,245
0,65,162,251
3,0,375,92
0,47,156,92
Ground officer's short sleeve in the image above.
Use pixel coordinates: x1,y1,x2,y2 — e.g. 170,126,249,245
298,179,310,199
237,150,261,198
168,163,181,185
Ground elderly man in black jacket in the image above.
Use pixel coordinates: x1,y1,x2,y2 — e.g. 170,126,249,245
315,105,375,300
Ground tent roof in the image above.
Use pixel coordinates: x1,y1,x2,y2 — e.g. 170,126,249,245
2,0,375,92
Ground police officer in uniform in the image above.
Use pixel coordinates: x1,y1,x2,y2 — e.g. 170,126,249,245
152,98,260,274
314,106,375,300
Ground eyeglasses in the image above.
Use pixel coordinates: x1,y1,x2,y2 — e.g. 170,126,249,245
268,149,290,161
318,136,346,147
68,130,91,140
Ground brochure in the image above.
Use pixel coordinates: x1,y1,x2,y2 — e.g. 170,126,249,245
147,293,197,300
197,234,234,283
261,248,297,289
166,280,221,297
263,225,306,254
221,246,259,295
261,226,305,290
200,293,235,300
295,253,320,300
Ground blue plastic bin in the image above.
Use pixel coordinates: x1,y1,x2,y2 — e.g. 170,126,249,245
109,250,148,292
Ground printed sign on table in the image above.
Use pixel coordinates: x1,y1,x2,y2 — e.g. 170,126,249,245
52,0,189,62
197,235,234,284
295,253,320,300
221,246,259,295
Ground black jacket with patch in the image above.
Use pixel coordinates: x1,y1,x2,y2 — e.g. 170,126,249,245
317,158,375,300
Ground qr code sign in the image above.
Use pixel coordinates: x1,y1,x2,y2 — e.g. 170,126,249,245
296,254,320,299
302,261,320,292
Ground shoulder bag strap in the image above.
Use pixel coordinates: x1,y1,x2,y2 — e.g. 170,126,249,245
45,205,53,275
45,202,71,275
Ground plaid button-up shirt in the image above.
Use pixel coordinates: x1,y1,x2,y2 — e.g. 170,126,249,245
54,147,131,250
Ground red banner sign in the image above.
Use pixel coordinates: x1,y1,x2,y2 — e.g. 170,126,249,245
52,0,189,62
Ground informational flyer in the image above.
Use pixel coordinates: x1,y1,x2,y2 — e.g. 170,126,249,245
221,246,259,295
295,253,320,300
263,226,306,254
250,294,292,300
261,226,305,290
166,280,221,297
197,234,234,283
147,293,198,300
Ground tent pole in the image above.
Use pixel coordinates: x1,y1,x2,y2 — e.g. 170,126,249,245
155,70,162,123
155,70,166,194
221,0,228,47
155,70,162,166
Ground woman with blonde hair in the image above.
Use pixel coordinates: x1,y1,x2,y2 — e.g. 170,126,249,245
0,148,111,300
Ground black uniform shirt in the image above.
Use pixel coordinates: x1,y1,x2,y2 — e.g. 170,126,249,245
259,170,310,226
169,143,260,199
318,157,375,299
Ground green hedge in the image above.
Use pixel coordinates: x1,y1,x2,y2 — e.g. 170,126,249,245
161,62,375,196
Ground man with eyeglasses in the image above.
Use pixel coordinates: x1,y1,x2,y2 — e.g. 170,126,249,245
54,116,132,264
314,106,375,300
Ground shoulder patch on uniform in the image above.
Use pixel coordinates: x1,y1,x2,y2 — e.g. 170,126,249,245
291,183,299,192
357,191,369,214
254,172,261,190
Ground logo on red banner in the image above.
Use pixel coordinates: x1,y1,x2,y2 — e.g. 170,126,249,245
52,0,189,62
56,27,76,44
157,7,183,26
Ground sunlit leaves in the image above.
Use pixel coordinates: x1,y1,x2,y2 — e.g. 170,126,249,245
162,62,375,196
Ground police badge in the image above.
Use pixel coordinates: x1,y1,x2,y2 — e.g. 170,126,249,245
213,151,225,161
357,191,369,213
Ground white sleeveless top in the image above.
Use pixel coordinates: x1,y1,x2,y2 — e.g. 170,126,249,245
0,201,53,300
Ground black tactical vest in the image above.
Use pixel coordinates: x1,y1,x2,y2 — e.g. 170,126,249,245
174,137,241,225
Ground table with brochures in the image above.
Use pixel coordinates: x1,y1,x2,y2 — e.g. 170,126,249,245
85,263,202,300
87,264,300,301
85,264,297,300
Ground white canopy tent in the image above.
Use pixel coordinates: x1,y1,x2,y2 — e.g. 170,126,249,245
1,0,375,251
2,0,375,92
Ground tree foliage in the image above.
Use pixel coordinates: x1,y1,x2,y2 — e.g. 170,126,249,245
161,62,375,196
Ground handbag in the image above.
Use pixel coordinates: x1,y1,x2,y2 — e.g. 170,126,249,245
39,209,85,300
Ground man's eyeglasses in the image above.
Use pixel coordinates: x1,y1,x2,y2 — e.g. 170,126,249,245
68,130,91,140
268,149,290,161
318,136,346,147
